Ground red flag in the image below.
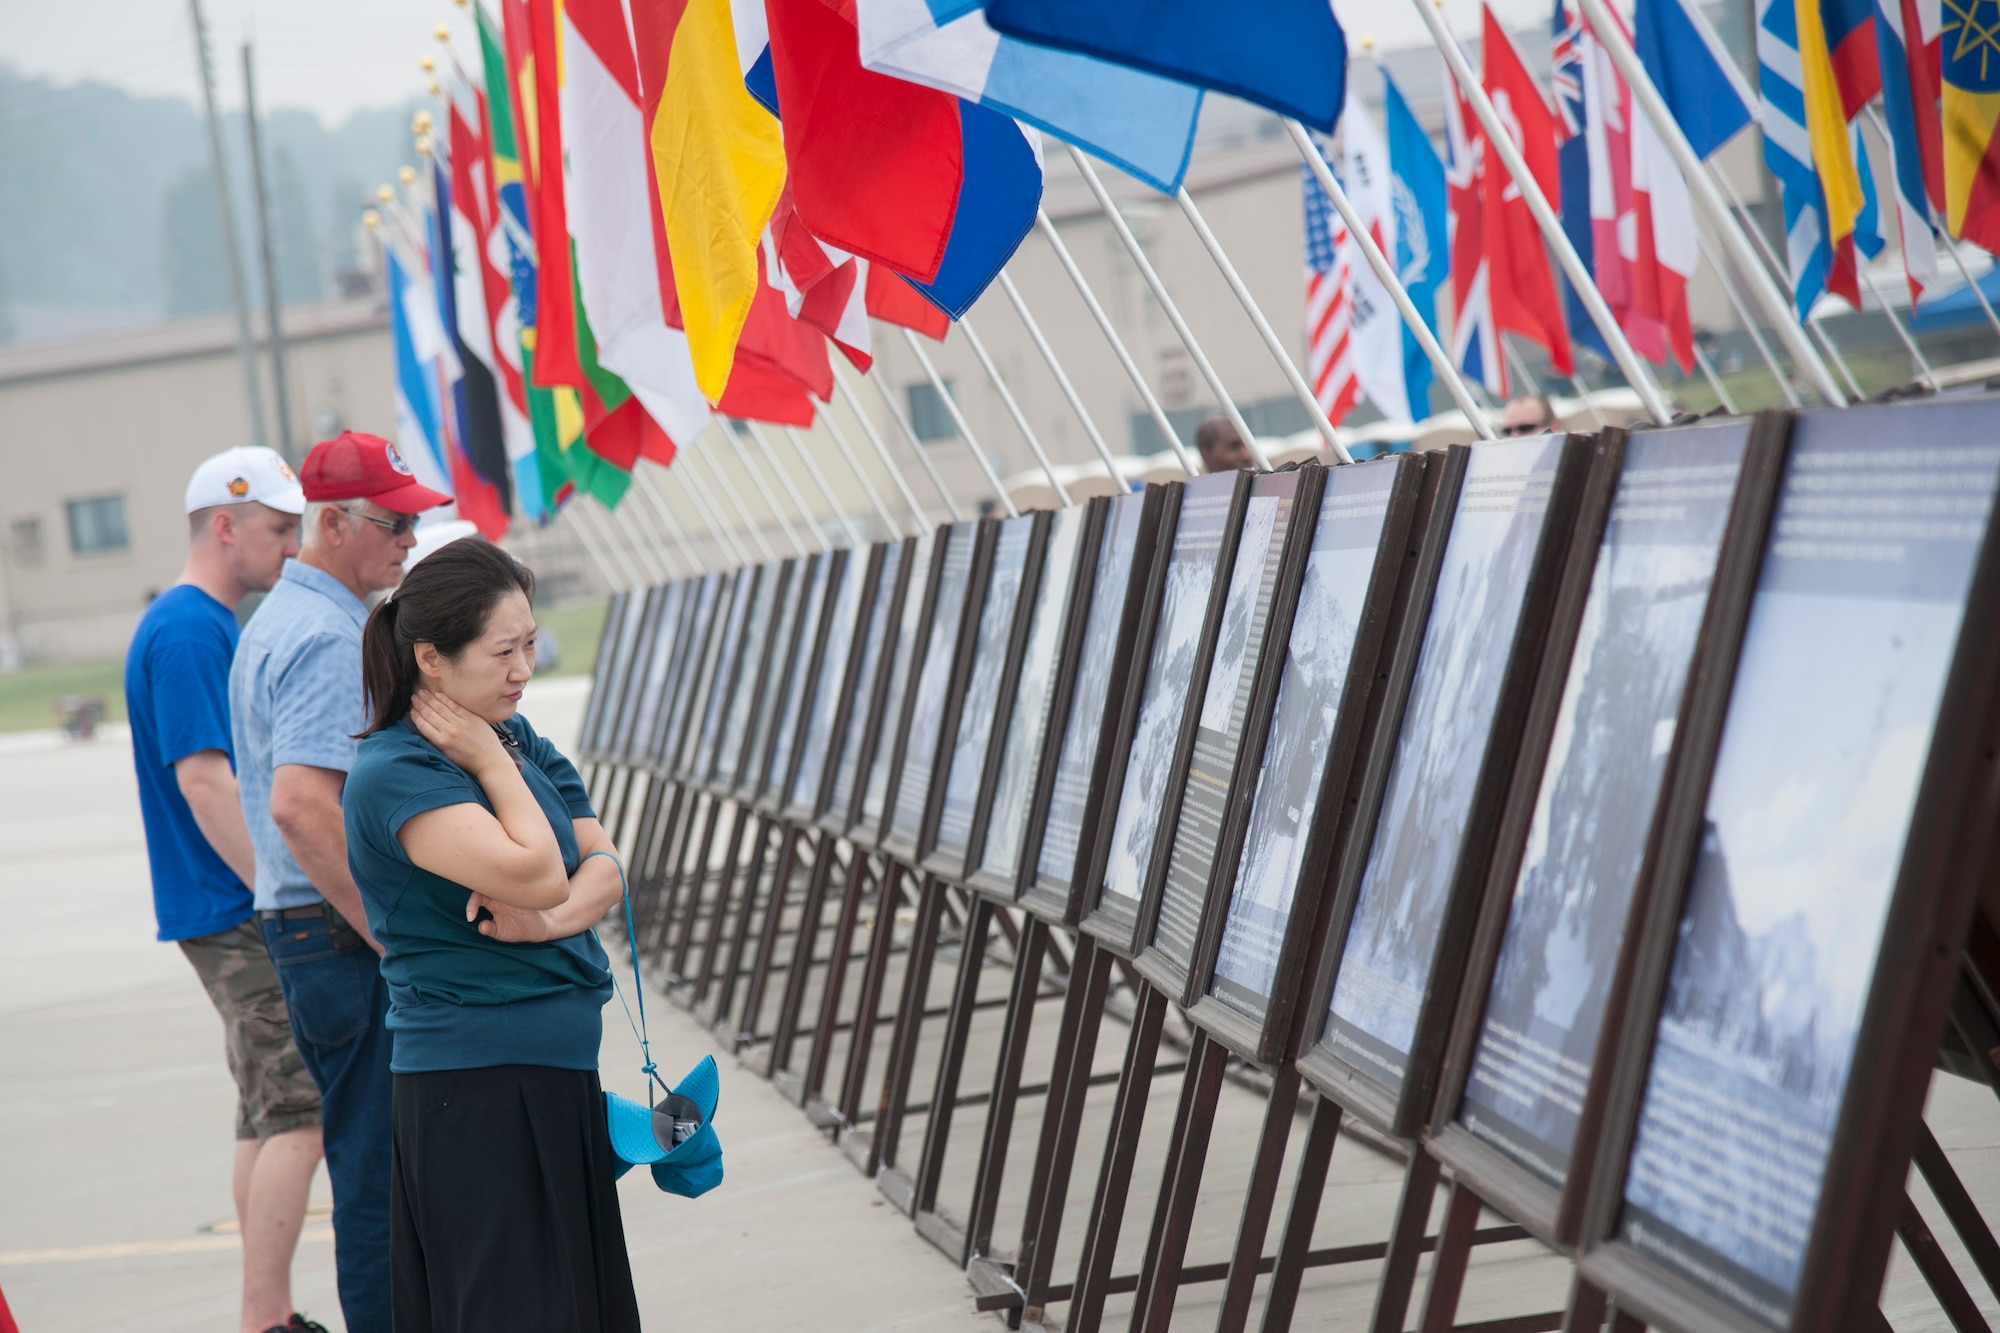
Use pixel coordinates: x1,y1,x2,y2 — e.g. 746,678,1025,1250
1481,6,1574,376
771,185,874,371
865,261,951,340
507,0,586,390
764,0,962,281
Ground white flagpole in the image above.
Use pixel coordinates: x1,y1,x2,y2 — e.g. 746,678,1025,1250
817,410,904,537
782,426,867,548
722,425,812,557
996,272,1125,492
604,494,674,584
959,316,1073,506
853,364,963,522
565,496,634,590
1174,187,1354,462
689,438,778,563
571,497,644,588
652,464,736,571
1692,229,1805,408
632,465,706,571
1032,211,1201,475
1418,0,1674,425
826,371,933,531
1284,119,1498,440
899,328,1020,516
1573,0,1849,408
741,421,829,553
1858,266,1940,390
671,457,753,567
1066,145,1274,469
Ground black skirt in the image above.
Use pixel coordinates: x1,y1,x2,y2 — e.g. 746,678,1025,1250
391,1065,641,1333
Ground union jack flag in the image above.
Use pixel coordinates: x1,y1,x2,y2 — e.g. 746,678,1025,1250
1302,150,1361,425
1551,0,1587,143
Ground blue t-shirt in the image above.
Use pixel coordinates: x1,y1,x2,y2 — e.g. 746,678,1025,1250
344,712,611,1074
125,584,253,942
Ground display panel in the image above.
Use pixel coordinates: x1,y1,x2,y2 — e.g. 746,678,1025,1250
1456,426,1749,1190
1322,436,1568,1092
657,573,722,771
933,515,1038,866
1208,465,1400,1014
1094,473,1239,920
740,557,813,799
790,548,871,816
1148,473,1301,973
1037,493,1151,890
721,562,789,791
863,531,937,833
670,572,734,776
764,550,834,804
598,585,659,761
979,507,1087,885
1609,421,2000,1325
578,588,629,758
831,542,906,825
888,521,979,846
690,567,758,783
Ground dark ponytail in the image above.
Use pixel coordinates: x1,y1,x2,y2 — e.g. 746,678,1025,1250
359,537,537,736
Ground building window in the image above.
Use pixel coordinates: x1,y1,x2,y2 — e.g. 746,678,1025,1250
66,495,129,556
907,379,958,441
9,517,43,568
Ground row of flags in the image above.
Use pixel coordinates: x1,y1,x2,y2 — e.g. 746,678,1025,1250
386,0,2000,537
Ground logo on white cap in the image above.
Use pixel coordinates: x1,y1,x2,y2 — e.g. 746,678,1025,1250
385,440,413,476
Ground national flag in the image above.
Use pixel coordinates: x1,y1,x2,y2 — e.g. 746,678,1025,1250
1341,96,1416,422
1383,72,1447,418
563,0,713,453
903,105,1042,317
630,0,788,404
983,0,1347,132
1873,0,1944,300
449,76,531,516
852,0,1203,194
1553,0,1615,362
1632,0,1755,157
1940,0,2000,252
476,0,556,516
1480,6,1573,375
1613,0,1704,370
1821,0,1884,114
1757,0,1837,317
1796,0,1873,302
1444,66,1503,394
386,249,461,506
431,154,512,538
504,0,586,391
769,186,873,371
866,259,951,339
716,249,835,425
1301,147,1362,425
754,0,963,280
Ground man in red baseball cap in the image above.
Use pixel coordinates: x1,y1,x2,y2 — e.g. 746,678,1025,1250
227,431,449,1333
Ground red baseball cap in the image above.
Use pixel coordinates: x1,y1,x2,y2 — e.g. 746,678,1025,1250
300,431,452,515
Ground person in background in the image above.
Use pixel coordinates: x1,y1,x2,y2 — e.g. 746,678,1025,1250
1499,393,1558,437
125,447,328,1333
1195,415,1256,473
344,538,637,1330
229,431,449,1333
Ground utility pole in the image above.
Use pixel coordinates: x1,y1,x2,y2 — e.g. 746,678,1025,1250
241,42,295,460
186,0,268,450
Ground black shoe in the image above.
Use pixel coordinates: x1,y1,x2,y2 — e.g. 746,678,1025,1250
285,1316,331,1333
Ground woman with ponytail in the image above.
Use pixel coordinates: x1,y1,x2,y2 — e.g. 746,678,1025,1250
343,537,639,1331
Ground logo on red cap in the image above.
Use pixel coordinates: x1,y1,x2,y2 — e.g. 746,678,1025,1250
385,440,412,476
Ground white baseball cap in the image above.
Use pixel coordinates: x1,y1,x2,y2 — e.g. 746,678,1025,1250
185,446,308,516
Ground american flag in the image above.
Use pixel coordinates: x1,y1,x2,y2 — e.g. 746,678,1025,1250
1302,152,1361,425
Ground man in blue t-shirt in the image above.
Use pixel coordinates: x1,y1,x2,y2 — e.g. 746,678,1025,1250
126,446,330,1333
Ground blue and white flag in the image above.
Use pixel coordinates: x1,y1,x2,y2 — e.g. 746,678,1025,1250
854,0,1202,193
385,249,459,507
1344,73,1447,423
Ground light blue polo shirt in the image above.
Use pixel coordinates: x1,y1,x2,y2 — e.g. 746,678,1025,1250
229,558,370,911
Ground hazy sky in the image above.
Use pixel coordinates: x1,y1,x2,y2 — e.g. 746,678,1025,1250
1,0,1559,124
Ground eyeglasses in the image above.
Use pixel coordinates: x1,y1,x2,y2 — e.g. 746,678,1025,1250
340,506,417,537
1498,421,1551,438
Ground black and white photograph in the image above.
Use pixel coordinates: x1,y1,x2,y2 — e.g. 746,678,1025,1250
1324,437,1563,1088
616,584,677,764
981,507,1086,883
742,557,813,796
1212,471,1396,1012
675,572,737,776
1152,487,1290,970
891,522,978,844
585,589,642,756
1615,428,2000,1322
660,573,724,769
791,554,865,812
864,532,937,830
832,543,905,823
1099,480,1235,910
765,551,833,801
1458,429,1748,1188
692,567,758,780
935,516,1035,859
719,565,784,789
1038,492,1148,888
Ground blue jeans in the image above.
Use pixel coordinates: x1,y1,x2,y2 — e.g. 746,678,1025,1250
263,912,393,1333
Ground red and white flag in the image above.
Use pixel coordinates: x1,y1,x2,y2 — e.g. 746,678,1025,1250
1481,4,1574,376
768,186,874,372
1302,147,1361,425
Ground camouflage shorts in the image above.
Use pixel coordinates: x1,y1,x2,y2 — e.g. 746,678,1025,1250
179,920,322,1141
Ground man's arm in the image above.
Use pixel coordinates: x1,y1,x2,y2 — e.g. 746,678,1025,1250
173,749,259,887
269,763,383,954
